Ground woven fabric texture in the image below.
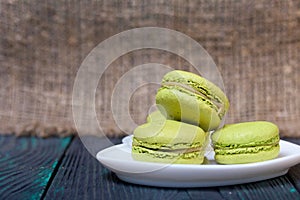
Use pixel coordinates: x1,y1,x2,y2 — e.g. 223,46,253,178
0,0,299,137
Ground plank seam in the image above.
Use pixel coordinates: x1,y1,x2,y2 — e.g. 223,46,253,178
40,136,75,200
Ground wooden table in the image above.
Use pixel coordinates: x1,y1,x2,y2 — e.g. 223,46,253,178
1,135,300,200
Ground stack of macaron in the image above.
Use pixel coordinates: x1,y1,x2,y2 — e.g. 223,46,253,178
132,70,229,164
132,70,280,165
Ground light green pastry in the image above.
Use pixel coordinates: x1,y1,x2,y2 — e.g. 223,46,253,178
132,120,208,164
156,70,229,131
211,121,280,164
146,110,166,123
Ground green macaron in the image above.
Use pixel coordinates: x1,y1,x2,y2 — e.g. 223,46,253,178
132,120,208,164
211,121,280,164
146,110,166,123
156,70,229,131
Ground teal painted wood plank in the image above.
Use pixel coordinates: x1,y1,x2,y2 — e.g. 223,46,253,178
288,164,300,195
284,138,300,195
0,135,72,199
218,176,300,200
44,137,193,200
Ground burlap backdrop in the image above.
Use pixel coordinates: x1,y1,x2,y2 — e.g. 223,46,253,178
0,0,299,137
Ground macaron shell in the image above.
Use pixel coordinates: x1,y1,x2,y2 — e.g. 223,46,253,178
214,145,280,164
146,110,166,123
133,120,207,147
212,121,279,145
156,87,220,131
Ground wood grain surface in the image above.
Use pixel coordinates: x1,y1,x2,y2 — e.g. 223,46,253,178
1,136,300,199
45,137,194,200
0,136,72,199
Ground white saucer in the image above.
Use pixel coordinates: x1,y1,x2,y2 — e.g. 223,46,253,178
97,139,300,187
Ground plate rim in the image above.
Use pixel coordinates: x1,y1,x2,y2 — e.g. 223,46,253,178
97,140,300,169
96,139,300,187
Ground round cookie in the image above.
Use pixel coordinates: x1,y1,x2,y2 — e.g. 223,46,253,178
156,70,229,131
132,120,208,164
211,121,280,164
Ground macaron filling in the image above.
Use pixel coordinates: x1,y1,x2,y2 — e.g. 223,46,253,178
133,137,203,150
132,146,203,160
214,144,279,155
213,135,280,156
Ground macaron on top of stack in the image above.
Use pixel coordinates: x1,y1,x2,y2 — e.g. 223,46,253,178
156,70,229,131
211,121,280,164
132,119,208,164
